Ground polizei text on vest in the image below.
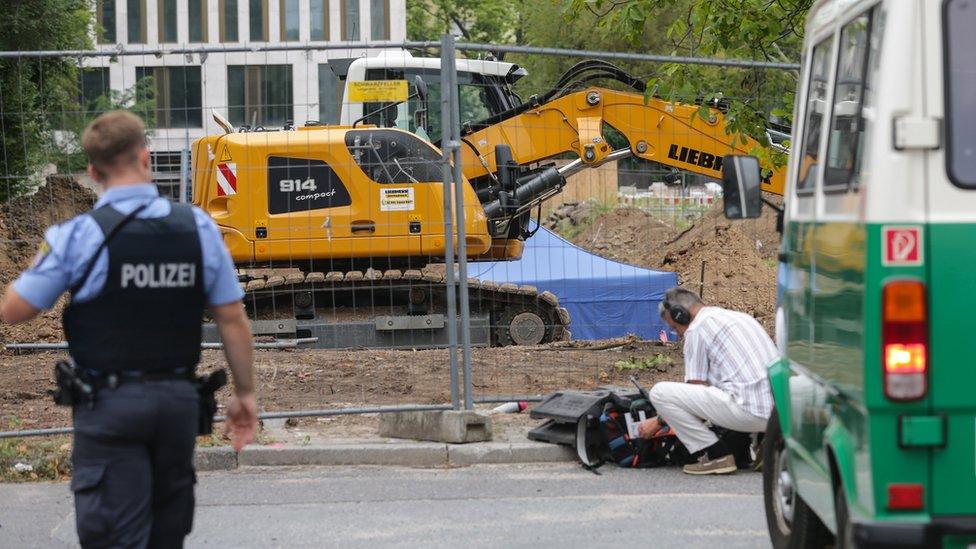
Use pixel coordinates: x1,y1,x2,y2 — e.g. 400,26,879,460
121,263,197,289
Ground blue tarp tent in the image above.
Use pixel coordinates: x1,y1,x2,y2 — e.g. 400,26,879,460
468,225,678,340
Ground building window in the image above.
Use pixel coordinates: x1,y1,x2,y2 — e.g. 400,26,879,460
157,0,178,43
219,0,238,41
80,68,111,110
318,64,341,124
341,0,359,41
279,0,299,41
136,67,203,128
249,0,268,41
370,0,388,40
96,0,116,44
127,0,147,43
53,68,112,129
188,0,208,42
228,65,293,127
310,0,328,40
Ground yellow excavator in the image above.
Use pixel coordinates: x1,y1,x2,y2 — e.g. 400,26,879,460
191,58,785,347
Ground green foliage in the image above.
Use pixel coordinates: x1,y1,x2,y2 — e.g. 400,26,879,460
509,0,684,98
614,354,673,372
55,78,159,173
0,0,92,201
557,196,616,240
564,0,811,167
407,0,520,44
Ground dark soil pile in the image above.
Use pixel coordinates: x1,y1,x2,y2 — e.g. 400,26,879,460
0,176,97,343
656,204,780,328
561,206,676,266
556,198,781,330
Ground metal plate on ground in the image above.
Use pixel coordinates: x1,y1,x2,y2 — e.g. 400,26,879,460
251,319,297,336
375,315,446,331
529,391,613,423
527,419,577,446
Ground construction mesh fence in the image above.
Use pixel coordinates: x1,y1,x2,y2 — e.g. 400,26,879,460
0,37,791,439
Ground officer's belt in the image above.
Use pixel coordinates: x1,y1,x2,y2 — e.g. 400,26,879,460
81,368,194,390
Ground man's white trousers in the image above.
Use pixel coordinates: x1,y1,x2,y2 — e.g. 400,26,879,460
649,381,768,453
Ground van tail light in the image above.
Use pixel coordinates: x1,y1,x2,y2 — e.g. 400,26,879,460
888,483,924,510
883,280,928,401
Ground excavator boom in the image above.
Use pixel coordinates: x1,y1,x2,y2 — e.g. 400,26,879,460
460,87,785,197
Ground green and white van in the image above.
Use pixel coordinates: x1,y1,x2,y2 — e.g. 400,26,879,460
723,0,976,547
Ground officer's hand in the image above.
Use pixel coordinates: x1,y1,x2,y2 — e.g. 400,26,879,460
637,417,662,439
226,392,258,451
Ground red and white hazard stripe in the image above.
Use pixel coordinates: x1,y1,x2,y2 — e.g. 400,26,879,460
215,162,238,196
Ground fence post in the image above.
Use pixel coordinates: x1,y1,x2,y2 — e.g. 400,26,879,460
441,34,475,411
440,36,461,411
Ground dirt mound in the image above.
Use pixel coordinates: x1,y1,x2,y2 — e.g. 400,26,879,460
558,198,781,330
0,175,97,343
656,203,779,328
565,206,676,266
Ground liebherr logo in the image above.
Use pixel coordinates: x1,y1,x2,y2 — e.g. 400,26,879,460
667,145,724,172
121,263,196,289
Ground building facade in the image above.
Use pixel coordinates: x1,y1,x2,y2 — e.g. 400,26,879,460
83,0,406,191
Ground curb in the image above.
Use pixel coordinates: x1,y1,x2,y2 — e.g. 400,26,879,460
448,442,576,466
193,440,576,471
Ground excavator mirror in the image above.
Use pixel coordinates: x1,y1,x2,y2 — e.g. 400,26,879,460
412,75,430,135
413,75,428,104
721,155,763,219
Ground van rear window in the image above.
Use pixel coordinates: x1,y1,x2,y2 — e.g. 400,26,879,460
945,0,976,188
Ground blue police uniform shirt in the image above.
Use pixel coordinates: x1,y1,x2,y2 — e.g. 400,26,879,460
13,183,244,309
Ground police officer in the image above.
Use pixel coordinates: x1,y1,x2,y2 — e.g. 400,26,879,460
0,111,258,548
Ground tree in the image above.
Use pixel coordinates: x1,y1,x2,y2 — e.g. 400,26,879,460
565,0,811,164
0,0,92,201
56,78,158,173
509,0,684,97
407,0,521,45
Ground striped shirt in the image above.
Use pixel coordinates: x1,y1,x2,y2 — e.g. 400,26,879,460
683,306,778,419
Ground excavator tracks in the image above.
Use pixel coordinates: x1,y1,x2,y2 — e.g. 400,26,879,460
237,267,571,347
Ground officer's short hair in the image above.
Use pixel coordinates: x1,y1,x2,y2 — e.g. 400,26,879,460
81,111,148,176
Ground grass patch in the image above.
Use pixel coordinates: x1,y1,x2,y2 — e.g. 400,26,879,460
196,433,228,448
614,354,674,372
557,198,617,240
0,436,72,482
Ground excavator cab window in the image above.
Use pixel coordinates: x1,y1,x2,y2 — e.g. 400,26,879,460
344,129,442,184
362,68,510,142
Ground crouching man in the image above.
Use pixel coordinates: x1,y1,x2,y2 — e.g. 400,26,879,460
637,288,777,475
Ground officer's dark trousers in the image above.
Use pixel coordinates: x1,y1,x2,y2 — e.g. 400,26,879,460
71,380,199,549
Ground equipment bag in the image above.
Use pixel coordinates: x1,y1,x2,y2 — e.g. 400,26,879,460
593,395,693,468
577,392,753,470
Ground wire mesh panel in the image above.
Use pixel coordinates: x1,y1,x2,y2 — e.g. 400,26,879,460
442,46,790,409
0,36,467,437
0,26,792,437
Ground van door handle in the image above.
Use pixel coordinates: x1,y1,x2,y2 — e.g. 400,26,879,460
351,221,376,234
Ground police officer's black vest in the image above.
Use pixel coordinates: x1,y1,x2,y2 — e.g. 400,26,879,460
63,203,206,373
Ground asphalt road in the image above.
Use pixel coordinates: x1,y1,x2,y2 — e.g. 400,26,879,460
0,464,769,548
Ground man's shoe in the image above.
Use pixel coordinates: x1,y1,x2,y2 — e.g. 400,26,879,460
682,453,737,475
751,436,765,472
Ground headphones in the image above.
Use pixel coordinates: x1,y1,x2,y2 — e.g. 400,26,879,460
664,300,692,326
